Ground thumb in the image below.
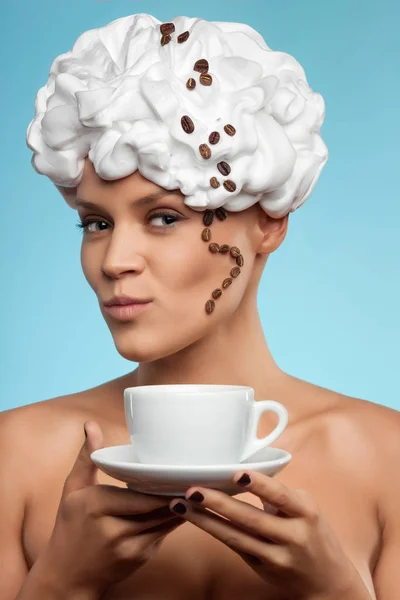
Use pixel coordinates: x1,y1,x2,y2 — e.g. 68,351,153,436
62,420,104,497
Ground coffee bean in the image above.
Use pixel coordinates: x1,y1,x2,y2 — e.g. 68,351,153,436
181,115,195,134
203,210,214,227
200,73,213,86
231,266,241,278
223,180,236,192
212,289,223,300
199,144,211,159
161,34,171,46
177,31,190,43
160,23,175,35
217,161,231,176
222,278,233,289
209,131,220,145
210,177,220,189
224,124,236,136
209,243,220,253
201,228,211,241
219,244,230,254
205,299,215,314
236,254,244,267
215,207,228,221
230,246,241,258
186,78,196,90
194,59,209,73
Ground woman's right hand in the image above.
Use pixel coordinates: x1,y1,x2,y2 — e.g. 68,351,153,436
41,421,185,597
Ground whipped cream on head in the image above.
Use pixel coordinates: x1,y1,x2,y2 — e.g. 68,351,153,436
26,13,328,218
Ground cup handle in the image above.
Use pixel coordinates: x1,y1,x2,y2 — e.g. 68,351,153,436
239,400,288,462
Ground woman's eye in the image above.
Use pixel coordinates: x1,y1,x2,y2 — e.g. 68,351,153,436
148,213,181,229
75,212,182,234
75,219,108,233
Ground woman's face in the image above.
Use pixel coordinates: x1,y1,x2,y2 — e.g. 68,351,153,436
74,159,264,363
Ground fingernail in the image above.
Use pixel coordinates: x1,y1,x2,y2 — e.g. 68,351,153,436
171,502,187,515
237,473,251,486
188,491,204,503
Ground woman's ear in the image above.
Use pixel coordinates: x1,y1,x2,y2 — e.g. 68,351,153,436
255,209,289,256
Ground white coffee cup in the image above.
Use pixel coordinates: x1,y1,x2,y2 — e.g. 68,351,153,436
124,384,288,466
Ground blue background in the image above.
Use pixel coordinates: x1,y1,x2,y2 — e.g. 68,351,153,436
1,0,399,412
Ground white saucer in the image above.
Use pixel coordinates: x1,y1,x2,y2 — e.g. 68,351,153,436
91,445,292,497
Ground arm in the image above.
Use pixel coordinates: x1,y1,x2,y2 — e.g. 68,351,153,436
371,412,400,599
0,408,99,600
0,409,30,600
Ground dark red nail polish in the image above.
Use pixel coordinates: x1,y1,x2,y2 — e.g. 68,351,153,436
237,473,251,486
172,502,187,514
188,491,204,503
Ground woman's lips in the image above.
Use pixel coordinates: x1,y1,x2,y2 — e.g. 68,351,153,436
103,301,152,321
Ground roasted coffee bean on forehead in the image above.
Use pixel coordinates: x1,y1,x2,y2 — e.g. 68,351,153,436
199,144,211,159
215,207,228,220
217,161,231,176
194,59,209,73
186,78,196,90
160,34,171,46
210,177,220,189
203,210,214,227
181,115,195,134
230,246,241,258
160,23,175,35
231,266,241,278
200,73,213,86
205,299,215,314
223,180,236,192
222,278,233,289
209,131,220,145
236,254,244,267
212,289,223,300
209,243,220,253
224,124,236,136
219,244,230,254
177,31,190,43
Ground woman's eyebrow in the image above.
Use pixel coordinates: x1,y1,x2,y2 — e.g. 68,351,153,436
76,190,180,210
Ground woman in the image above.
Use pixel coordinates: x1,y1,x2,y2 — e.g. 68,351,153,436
2,12,399,600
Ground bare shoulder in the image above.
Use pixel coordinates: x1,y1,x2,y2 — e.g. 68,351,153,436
310,386,400,484
0,377,122,483
329,391,400,451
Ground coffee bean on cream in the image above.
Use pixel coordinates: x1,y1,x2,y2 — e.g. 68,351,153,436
181,115,195,133
223,180,236,192
217,162,231,176
224,124,236,136
160,23,175,35
209,132,220,145
199,73,212,86
194,59,209,73
160,34,171,46
177,31,190,43
199,144,211,159
210,177,220,189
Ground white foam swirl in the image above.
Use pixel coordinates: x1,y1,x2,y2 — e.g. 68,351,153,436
26,13,328,218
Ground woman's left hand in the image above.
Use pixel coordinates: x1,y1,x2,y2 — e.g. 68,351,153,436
169,471,369,600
